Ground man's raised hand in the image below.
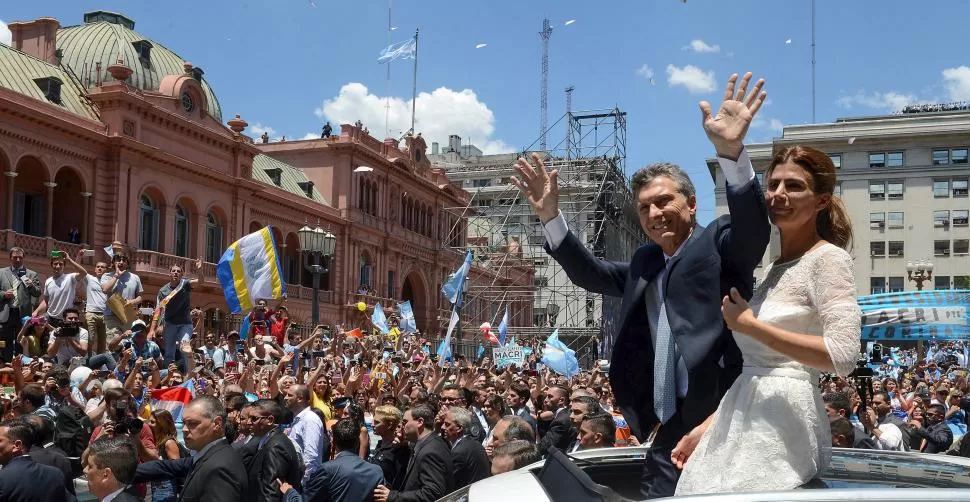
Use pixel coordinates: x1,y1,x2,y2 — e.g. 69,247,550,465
699,72,767,160
511,153,559,224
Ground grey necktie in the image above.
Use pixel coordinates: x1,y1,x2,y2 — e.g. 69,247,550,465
653,265,676,424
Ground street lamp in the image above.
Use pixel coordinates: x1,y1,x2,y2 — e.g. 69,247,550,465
298,221,337,326
906,259,934,360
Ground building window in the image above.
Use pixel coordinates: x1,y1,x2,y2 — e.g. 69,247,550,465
935,276,951,290
954,179,969,197
950,150,966,163
888,276,904,293
828,154,841,169
833,183,842,197
358,255,372,288
205,213,223,263
869,182,885,200
869,153,886,168
934,240,951,256
955,276,970,289
869,212,885,230
953,210,969,226
887,182,904,200
934,180,950,198
933,149,950,165
533,276,549,287
870,277,886,294
887,212,904,228
888,241,904,257
870,241,885,257
934,210,950,228
387,271,396,299
955,239,970,255
887,152,904,167
174,205,189,257
139,195,159,251
473,179,490,188
33,77,62,105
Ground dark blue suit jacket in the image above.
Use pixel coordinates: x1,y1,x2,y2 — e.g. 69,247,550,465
284,450,385,502
0,455,73,502
547,176,769,438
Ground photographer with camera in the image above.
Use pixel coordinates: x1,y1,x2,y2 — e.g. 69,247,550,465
247,299,278,342
46,308,89,366
107,320,162,376
91,387,158,463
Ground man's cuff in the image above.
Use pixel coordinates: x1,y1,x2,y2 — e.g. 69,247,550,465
541,212,569,251
718,148,755,187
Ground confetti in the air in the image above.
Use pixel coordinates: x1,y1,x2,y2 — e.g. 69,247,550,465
391,26,398,31
475,43,488,49
848,137,856,145
564,19,576,25
354,166,374,173
785,39,792,44
309,0,316,7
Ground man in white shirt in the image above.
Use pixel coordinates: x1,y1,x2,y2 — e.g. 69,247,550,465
84,260,109,356
283,384,324,483
83,436,140,501
860,393,905,451
99,253,143,347
46,308,89,366
32,249,87,325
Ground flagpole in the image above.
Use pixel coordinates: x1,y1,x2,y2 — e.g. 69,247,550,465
384,0,393,139
411,29,419,135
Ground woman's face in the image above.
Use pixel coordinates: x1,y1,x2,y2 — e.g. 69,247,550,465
872,381,883,392
147,416,158,431
912,407,924,421
764,160,828,232
885,380,897,392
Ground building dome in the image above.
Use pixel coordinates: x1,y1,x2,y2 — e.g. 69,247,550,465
56,11,222,121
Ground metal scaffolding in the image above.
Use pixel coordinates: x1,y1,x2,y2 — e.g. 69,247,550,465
435,108,643,365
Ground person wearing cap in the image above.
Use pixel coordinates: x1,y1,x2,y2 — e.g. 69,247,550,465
108,319,162,375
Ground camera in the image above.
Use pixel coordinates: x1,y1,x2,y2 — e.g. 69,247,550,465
112,400,143,435
55,323,81,337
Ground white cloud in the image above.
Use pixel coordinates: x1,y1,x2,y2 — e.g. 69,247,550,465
301,132,318,140
635,64,654,80
0,20,11,46
249,122,276,137
942,66,970,101
665,64,716,94
769,118,784,132
314,82,515,155
683,39,720,53
835,90,918,110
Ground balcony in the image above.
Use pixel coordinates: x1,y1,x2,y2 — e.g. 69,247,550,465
0,230,86,261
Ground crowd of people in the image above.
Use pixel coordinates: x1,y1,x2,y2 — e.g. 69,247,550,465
0,244,641,501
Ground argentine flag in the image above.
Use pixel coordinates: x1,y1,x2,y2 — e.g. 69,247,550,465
217,226,286,314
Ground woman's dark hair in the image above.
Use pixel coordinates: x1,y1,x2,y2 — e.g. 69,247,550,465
767,145,852,250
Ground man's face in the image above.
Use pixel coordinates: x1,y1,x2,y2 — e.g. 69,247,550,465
0,426,23,465
248,407,275,436
636,175,696,255
94,262,107,277
505,390,523,409
113,255,129,272
283,387,301,409
872,381,883,392
170,373,183,386
544,390,562,411
205,333,215,347
488,420,509,451
182,404,221,451
83,454,114,498
402,411,422,442
237,408,252,435
442,412,463,442
872,394,891,417
170,266,183,284
441,390,464,408
577,420,602,450
484,386,497,399
9,251,24,269
924,407,944,425
824,403,844,419
569,402,590,428
491,455,515,476
51,259,64,275
64,311,80,325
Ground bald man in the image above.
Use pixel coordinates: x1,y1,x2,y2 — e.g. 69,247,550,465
284,384,325,482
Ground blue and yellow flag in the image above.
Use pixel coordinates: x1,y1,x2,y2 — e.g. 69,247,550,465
216,226,285,314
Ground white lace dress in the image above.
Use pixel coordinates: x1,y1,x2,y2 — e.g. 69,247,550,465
676,243,861,495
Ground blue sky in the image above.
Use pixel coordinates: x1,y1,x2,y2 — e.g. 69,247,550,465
3,1,970,224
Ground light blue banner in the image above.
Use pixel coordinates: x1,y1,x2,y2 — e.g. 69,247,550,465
859,290,970,341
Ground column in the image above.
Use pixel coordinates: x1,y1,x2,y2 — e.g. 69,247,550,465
4,171,17,230
80,192,92,246
43,181,57,238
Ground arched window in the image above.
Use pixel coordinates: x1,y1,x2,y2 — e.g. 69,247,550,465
139,194,159,250
359,253,372,289
174,205,189,257
205,212,223,263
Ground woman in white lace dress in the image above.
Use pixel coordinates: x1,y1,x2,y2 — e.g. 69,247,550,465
672,145,862,494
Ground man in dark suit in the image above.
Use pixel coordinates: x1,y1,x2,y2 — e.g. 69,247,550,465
512,72,770,498
281,418,385,502
442,407,491,489
24,414,75,495
0,418,72,502
537,385,575,456
0,247,41,362
134,396,248,502
83,436,141,501
245,399,303,502
373,405,453,502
